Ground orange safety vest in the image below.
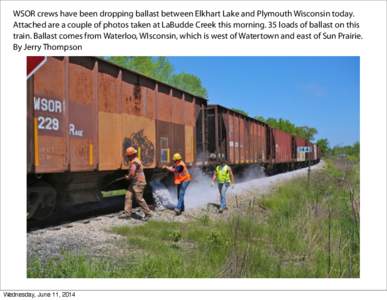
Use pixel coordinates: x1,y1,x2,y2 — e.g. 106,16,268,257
129,157,146,184
174,161,191,185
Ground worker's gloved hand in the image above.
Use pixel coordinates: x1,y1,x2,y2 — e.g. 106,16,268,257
125,175,129,180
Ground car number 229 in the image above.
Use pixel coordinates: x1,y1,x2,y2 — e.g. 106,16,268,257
38,116,59,131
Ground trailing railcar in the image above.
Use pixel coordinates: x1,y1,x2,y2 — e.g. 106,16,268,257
206,105,267,165
295,136,308,162
206,104,320,173
272,128,293,163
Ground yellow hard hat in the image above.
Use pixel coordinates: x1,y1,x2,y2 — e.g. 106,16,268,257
126,147,137,156
173,153,182,161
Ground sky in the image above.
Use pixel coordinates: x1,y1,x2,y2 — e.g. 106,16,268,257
168,56,359,147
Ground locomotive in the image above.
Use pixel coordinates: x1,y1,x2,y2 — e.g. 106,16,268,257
27,57,320,220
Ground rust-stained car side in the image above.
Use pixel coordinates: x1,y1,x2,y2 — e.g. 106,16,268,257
27,56,207,220
68,57,98,172
32,57,67,173
206,105,268,165
29,57,206,175
272,128,293,163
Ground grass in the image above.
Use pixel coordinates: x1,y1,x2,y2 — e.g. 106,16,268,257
28,158,359,278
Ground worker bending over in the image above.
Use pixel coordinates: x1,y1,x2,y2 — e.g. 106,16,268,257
212,158,234,213
119,147,152,221
163,153,191,215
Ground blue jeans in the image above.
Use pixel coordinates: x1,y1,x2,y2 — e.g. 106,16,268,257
176,181,190,211
217,183,230,209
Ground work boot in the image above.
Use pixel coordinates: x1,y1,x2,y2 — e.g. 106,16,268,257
118,212,132,220
174,208,182,216
142,214,152,222
218,208,224,214
155,205,166,212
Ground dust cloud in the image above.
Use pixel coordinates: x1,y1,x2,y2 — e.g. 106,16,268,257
150,161,324,211
151,164,267,210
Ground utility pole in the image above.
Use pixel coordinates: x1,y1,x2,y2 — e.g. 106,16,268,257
307,146,311,186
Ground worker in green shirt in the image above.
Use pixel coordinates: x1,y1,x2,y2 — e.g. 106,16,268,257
212,158,234,213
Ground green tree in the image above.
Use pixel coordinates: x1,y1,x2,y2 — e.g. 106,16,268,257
331,142,359,159
254,116,266,122
130,57,157,77
316,138,330,155
253,115,318,141
108,56,129,67
297,126,318,141
265,117,278,128
352,141,360,156
108,56,155,77
230,108,249,116
106,56,207,98
153,57,174,82
170,73,208,98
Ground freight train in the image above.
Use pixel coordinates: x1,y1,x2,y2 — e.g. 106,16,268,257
27,57,320,220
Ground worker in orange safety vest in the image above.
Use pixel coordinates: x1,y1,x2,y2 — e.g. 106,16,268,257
162,153,191,215
119,146,152,221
